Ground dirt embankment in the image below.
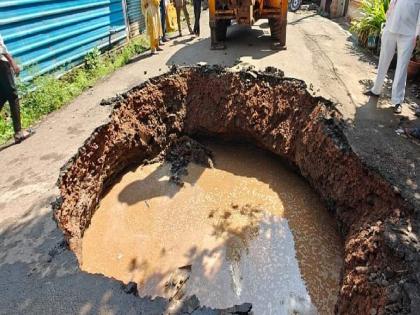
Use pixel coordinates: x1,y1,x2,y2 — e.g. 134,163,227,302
54,66,420,315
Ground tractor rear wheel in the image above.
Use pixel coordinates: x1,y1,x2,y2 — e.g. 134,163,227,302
215,20,228,41
269,18,287,48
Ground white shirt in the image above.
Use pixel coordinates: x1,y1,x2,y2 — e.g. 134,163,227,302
0,34,9,62
385,0,420,37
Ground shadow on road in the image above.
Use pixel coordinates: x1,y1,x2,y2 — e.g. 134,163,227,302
0,141,15,153
166,24,283,67
0,208,169,314
344,92,420,211
288,13,318,26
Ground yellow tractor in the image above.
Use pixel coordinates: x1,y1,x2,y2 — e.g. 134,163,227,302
208,0,288,49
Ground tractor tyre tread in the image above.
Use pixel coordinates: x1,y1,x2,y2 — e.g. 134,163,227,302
215,20,228,42
269,18,282,41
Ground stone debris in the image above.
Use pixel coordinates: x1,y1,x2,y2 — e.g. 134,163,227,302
164,136,214,186
122,281,138,295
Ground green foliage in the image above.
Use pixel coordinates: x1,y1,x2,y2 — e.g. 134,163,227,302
84,48,102,71
350,0,390,47
0,36,149,144
413,39,420,61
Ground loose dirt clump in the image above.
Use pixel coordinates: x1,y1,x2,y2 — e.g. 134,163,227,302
143,135,214,185
54,66,420,315
163,136,214,186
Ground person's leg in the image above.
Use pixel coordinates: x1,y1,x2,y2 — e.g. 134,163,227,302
371,31,398,95
0,95,6,112
0,60,22,136
8,94,22,135
150,38,156,53
193,0,201,35
156,9,163,47
10,93,33,143
197,0,201,34
153,26,161,52
325,0,332,14
147,14,157,53
391,35,416,105
176,5,182,35
193,0,197,33
150,13,160,52
182,2,193,33
160,0,167,41
0,61,32,142
0,61,10,112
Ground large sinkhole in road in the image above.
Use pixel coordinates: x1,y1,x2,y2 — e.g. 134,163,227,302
55,66,413,315
82,140,343,314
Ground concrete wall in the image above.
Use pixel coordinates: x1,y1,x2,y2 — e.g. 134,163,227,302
330,0,347,17
0,0,127,82
320,0,348,18
346,0,362,21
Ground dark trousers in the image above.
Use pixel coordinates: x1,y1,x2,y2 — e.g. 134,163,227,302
325,0,332,14
193,0,201,35
160,0,166,38
0,61,21,134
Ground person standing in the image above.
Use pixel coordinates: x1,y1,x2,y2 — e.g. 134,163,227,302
324,0,332,16
0,34,31,143
173,0,193,37
160,0,169,42
193,0,201,36
142,0,163,54
365,0,420,114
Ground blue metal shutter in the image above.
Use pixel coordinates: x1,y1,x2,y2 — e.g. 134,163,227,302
126,0,146,37
0,0,128,82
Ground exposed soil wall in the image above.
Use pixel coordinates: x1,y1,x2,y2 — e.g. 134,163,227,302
54,66,420,315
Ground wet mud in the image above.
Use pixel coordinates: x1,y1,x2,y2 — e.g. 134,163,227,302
54,66,420,315
81,142,343,314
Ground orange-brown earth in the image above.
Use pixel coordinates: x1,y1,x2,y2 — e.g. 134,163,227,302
54,66,420,315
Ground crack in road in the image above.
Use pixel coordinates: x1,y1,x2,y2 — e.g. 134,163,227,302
302,30,357,107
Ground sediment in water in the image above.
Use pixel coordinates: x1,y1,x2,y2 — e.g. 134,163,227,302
54,66,420,315
80,141,343,314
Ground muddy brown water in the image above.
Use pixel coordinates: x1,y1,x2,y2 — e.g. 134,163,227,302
81,141,343,314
